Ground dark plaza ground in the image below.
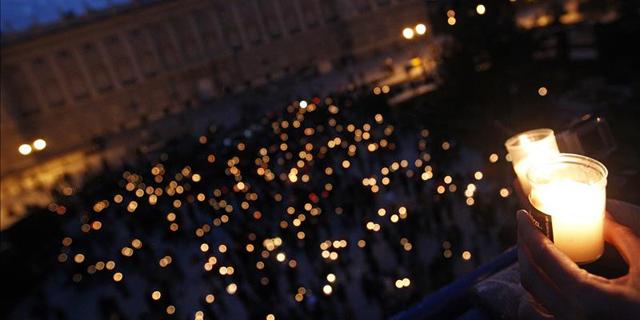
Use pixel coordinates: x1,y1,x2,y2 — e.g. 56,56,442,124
1,1,640,319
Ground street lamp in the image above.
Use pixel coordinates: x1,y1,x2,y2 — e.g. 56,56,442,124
402,27,415,40
403,23,429,39
33,138,47,150
18,144,32,155
17,138,47,155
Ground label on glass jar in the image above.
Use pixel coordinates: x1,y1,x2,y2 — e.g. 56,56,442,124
527,206,554,242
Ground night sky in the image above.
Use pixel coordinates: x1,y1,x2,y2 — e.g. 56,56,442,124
0,0,131,33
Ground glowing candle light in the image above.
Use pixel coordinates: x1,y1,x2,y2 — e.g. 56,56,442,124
527,154,607,264
504,129,559,195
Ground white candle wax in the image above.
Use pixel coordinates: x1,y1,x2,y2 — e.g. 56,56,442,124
505,129,560,195
528,154,608,264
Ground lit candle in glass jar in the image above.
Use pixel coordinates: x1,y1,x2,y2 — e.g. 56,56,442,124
527,154,608,264
505,129,560,195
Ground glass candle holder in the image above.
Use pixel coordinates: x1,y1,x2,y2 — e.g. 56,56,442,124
527,153,608,264
505,129,560,195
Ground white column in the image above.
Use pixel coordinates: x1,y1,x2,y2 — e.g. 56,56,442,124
71,48,98,98
292,0,308,32
272,0,289,38
95,41,123,90
186,15,207,56
46,55,74,107
230,3,251,49
251,0,271,44
164,23,186,66
118,31,145,82
142,28,164,68
19,62,49,113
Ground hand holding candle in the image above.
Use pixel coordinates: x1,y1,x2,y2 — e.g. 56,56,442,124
517,201,640,319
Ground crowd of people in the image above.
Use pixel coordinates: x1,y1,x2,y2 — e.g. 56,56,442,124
7,89,520,319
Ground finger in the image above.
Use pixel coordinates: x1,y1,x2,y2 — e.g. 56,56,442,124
604,212,640,271
517,210,588,293
518,232,567,315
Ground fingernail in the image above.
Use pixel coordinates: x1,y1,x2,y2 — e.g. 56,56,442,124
517,209,529,220
516,209,533,230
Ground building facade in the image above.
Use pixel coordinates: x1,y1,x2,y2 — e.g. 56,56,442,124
0,0,430,227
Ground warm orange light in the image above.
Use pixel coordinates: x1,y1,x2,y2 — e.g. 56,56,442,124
402,27,415,39
18,144,32,155
322,284,333,295
33,138,47,150
538,86,548,96
166,305,176,315
226,283,238,294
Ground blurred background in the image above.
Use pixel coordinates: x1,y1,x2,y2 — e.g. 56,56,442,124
1,0,639,319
